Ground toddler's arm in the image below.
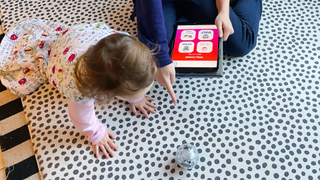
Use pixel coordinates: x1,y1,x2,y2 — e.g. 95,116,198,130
67,99,106,145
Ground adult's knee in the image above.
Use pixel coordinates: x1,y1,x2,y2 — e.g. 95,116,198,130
224,32,258,57
225,42,256,57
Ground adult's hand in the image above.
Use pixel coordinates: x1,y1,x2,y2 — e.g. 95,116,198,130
215,0,234,41
215,12,234,41
156,63,177,105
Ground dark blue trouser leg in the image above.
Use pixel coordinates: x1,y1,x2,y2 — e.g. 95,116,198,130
178,0,217,23
224,0,262,56
162,1,181,46
162,0,263,57
162,0,216,45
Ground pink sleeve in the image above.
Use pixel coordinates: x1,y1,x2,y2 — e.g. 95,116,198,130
128,96,144,104
67,99,106,145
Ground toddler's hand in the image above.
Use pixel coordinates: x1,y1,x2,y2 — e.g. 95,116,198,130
130,97,157,119
94,130,118,159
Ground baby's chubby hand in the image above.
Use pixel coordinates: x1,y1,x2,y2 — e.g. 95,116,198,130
94,130,118,159
129,96,157,119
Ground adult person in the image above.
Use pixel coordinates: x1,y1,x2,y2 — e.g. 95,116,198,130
131,0,262,104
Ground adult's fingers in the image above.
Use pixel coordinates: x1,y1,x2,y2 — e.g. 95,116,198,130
223,23,234,41
170,69,175,84
216,21,223,38
223,26,232,41
164,80,177,105
230,27,235,35
223,28,229,41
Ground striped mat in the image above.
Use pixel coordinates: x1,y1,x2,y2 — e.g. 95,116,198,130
0,22,41,180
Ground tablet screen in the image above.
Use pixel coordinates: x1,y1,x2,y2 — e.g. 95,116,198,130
171,24,219,68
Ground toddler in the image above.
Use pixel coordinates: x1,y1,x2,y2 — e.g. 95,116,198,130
0,19,158,158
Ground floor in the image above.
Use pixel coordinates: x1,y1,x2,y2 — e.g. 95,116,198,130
0,83,40,180
0,0,320,180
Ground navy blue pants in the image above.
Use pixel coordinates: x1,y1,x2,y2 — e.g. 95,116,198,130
162,0,262,57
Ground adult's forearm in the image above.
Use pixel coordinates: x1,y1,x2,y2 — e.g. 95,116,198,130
133,0,172,67
216,0,230,14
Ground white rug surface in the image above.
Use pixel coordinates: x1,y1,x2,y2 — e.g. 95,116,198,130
1,0,320,179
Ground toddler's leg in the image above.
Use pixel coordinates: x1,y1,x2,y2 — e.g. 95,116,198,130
0,19,66,96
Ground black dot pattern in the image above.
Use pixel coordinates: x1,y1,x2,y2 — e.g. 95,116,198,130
0,0,137,35
3,0,320,179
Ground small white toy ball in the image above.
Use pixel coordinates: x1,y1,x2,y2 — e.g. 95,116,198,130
176,143,199,170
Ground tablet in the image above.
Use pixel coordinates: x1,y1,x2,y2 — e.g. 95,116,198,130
170,23,223,77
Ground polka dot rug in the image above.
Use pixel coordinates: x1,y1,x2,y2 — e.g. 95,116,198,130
1,0,320,180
